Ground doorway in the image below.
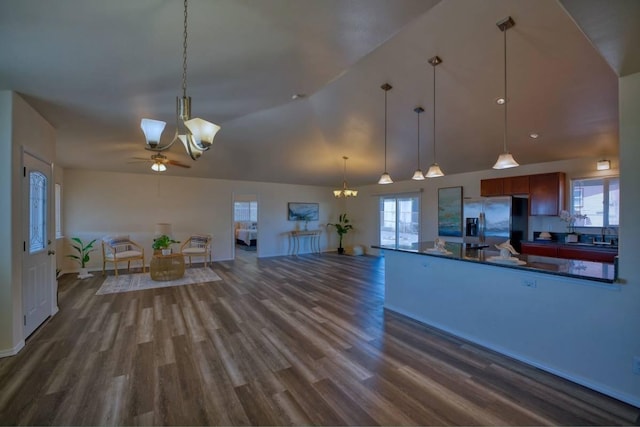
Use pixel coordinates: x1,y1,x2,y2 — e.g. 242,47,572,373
232,194,258,260
22,151,55,338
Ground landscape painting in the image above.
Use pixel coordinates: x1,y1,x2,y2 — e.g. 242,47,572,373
288,202,319,221
438,186,462,237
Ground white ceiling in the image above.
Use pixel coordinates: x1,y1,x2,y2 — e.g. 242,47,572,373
1,0,638,187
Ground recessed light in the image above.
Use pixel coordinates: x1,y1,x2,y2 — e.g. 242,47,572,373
291,93,306,100
496,97,506,105
529,133,539,139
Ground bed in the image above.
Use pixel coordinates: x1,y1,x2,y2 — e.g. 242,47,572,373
235,222,257,246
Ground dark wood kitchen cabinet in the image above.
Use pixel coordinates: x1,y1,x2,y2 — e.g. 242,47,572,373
480,178,503,196
521,242,617,263
481,176,530,197
529,172,565,216
503,175,530,195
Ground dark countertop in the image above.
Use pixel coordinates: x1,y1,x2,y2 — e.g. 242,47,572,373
372,241,616,284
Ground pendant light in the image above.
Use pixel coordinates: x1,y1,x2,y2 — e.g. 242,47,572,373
425,55,444,178
411,107,426,180
378,83,393,184
493,16,519,169
333,156,358,198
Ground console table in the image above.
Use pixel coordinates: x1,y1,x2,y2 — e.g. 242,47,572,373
150,253,185,281
289,230,321,255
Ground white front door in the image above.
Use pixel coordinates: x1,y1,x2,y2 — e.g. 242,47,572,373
22,152,54,338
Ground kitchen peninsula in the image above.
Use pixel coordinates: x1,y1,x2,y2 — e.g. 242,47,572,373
374,241,623,402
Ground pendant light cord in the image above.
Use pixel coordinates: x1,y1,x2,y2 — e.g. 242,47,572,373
433,61,437,164
182,0,188,98
417,111,421,169
503,27,508,153
384,89,388,171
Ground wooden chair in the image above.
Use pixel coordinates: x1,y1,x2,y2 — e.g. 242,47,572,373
102,235,145,276
180,234,212,267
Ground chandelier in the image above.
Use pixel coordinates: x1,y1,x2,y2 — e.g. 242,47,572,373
334,156,358,198
378,83,393,184
140,0,220,161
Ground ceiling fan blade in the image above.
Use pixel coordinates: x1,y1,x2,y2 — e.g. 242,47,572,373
167,160,191,168
127,158,153,163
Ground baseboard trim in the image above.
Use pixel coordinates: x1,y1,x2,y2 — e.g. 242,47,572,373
0,340,25,358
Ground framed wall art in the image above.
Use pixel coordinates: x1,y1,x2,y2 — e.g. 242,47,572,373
438,186,463,237
287,202,319,221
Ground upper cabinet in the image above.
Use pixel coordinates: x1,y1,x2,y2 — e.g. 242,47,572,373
480,176,530,197
529,172,565,216
480,172,564,216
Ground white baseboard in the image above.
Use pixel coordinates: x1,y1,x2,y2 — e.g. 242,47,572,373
0,340,25,358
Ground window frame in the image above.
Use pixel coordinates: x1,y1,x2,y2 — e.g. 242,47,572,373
378,192,421,250
569,175,619,228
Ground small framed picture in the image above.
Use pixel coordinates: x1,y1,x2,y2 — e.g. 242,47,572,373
288,202,319,221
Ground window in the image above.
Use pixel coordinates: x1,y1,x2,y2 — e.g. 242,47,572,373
55,183,62,238
234,201,258,222
379,194,420,250
570,176,619,227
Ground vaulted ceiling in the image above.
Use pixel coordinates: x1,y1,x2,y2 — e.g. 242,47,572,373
1,0,638,187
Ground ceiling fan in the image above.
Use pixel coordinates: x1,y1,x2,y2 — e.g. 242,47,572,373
129,153,191,172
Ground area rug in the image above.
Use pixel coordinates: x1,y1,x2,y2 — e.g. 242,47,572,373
96,267,222,295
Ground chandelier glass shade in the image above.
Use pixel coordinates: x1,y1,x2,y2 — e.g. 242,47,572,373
151,162,167,172
426,55,444,178
140,0,220,161
493,16,519,170
334,156,358,198
378,83,393,184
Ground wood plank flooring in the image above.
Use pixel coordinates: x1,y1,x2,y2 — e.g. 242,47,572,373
0,253,638,425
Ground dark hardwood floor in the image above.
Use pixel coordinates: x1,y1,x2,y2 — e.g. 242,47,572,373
0,253,637,425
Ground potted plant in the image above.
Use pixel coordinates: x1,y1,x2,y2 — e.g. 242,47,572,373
153,234,179,255
327,213,353,254
66,237,97,279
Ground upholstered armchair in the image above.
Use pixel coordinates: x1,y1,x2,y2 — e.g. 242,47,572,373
102,235,145,276
180,234,212,267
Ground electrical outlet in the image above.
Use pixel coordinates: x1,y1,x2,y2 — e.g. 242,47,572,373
633,356,640,375
522,278,537,288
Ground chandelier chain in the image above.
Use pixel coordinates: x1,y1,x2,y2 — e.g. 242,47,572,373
182,0,188,97
384,89,388,170
417,111,420,168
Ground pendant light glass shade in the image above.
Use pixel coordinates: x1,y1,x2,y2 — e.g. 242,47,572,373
412,106,425,180
493,16,519,170
425,163,444,178
378,83,393,184
427,56,444,178
378,172,393,185
493,152,519,169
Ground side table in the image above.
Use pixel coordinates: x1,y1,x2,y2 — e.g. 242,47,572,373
290,229,322,255
150,253,185,281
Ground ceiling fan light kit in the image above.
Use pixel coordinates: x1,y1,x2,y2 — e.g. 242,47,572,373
493,16,519,170
140,0,220,161
378,83,394,185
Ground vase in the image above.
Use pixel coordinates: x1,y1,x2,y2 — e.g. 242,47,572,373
78,267,93,279
162,248,171,256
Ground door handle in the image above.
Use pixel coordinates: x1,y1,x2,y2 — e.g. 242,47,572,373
48,250,56,255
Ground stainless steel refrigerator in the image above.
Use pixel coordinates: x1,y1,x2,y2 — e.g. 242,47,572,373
463,196,528,251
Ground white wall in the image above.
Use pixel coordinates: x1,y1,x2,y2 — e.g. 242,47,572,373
61,169,342,272
0,92,56,355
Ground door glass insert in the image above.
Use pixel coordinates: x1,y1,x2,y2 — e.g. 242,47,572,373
29,171,47,253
